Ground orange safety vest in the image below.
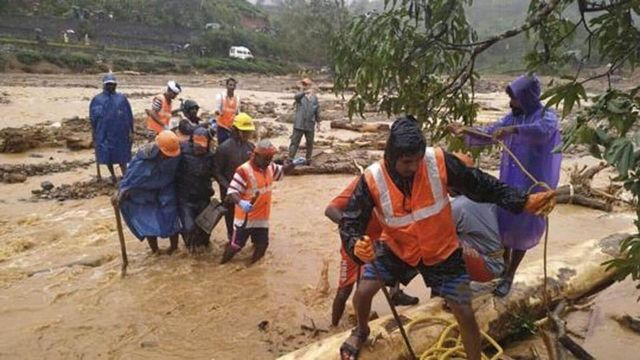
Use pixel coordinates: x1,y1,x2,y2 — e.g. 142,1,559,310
364,147,459,266
217,94,239,130
234,161,274,228
146,94,172,134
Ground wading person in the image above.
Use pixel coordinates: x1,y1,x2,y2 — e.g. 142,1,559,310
146,80,182,135
176,127,216,252
339,117,556,360
221,139,306,265
214,113,256,242
325,177,419,327
288,78,320,164
449,74,562,297
214,78,240,145
89,73,134,184
114,131,182,254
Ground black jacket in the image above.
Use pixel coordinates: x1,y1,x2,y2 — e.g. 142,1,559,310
339,151,529,264
176,142,216,204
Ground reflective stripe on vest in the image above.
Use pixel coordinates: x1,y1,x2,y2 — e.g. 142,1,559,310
241,162,273,195
369,147,446,227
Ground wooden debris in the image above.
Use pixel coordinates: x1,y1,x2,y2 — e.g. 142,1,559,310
330,120,389,133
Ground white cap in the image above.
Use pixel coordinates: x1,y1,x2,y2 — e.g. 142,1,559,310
167,80,182,94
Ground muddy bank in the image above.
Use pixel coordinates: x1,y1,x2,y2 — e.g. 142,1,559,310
31,178,115,201
0,159,94,183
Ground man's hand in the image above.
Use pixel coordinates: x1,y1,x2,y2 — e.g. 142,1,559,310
111,190,127,207
354,236,375,263
447,122,465,137
524,190,557,216
493,126,518,140
239,199,254,213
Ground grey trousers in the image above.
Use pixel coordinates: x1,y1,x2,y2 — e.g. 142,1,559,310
288,128,315,161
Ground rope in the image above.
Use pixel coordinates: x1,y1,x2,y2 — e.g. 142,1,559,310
405,316,503,360
462,127,553,312
363,127,555,359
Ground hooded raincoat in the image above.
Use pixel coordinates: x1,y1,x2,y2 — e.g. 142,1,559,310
465,75,562,250
89,89,134,164
118,144,181,240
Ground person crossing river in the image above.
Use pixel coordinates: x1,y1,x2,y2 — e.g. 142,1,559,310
339,116,556,360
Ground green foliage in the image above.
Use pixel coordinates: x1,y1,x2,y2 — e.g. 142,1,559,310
333,0,477,140
16,50,42,65
333,0,640,292
193,57,292,74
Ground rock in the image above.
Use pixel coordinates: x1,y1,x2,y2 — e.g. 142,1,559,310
276,113,294,124
65,135,93,150
41,181,54,191
6,173,27,183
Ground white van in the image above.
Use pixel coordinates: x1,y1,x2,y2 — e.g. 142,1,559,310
229,46,254,60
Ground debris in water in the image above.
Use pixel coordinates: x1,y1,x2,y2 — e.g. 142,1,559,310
258,320,270,331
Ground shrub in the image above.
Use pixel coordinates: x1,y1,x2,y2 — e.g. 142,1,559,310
16,51,42,65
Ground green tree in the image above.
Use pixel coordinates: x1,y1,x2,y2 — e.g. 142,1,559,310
333,0,640,292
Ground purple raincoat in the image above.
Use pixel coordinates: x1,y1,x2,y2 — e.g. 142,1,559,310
466,75,562,250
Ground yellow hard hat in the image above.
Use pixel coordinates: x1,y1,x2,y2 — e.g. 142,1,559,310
155,130,181,157
233,112,256,131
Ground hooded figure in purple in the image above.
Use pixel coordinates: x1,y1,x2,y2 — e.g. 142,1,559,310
463,74,562,297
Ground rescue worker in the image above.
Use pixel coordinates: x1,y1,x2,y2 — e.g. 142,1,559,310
146,80,182,135
89,73,134,184
449,74,562,297
176,127,216,252
221,139,306,265
288,78,320,164
214,113,256,242
182,99,202,126
339,116,556,360
114,131,182,254
176,100,201,142
214,78,240,145
325,177,419,327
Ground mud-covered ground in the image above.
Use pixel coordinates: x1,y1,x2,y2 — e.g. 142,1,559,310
0,73,638,359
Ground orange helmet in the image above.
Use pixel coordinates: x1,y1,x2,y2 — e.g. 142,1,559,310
452,152,474,167
155,130,181,157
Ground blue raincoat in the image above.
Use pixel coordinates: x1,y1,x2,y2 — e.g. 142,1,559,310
466,75,562,250
89,90,134,164
118,144,181,240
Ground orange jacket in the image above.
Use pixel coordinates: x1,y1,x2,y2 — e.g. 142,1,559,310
363,147,458,266
232,160,283,228
217,95,239,130
146,94,172,134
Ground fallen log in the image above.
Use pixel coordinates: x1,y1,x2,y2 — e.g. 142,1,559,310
555,185,612,212
278,232,632,360
330,120,390,133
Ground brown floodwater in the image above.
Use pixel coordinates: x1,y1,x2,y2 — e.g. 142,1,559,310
0,75,637,359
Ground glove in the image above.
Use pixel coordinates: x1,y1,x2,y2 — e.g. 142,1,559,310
292,157,306,166
354,236,375,263
239,199,254,213
163,124,170,131
524,190,556,216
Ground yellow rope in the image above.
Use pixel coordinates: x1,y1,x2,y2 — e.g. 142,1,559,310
385,127,553,360
404,316,503,360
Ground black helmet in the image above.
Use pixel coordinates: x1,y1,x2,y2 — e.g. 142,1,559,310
183,99,199,112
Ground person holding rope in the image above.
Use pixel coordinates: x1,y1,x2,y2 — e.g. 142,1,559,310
339,116,556,360
448,74,562,297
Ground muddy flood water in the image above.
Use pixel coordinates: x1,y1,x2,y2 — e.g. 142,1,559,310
0,74,638,359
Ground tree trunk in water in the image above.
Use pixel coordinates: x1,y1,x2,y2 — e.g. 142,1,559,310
277,232,632,360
